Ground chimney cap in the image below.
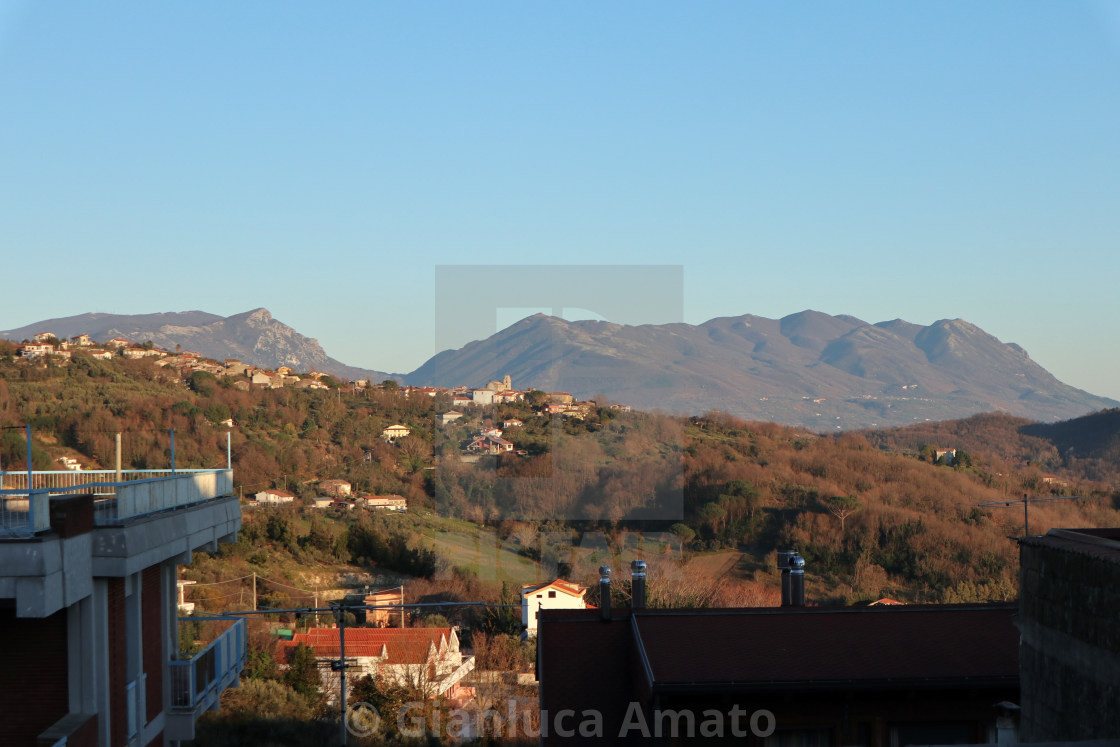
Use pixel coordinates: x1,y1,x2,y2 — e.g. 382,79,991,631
630,559,646,575
599,566,611,580
790,554,805,571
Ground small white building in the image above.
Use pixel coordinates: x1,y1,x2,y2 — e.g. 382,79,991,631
254,489,296,505
440,411,464,426
520,579,589,636
361,494,408,511
382,424,411,441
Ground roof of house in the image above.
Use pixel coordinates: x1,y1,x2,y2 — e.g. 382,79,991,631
256,488,296,498
540,603,1018,695
281,627,455,665
1020,527,1120,565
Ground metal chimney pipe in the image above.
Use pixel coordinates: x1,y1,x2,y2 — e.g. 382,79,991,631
789,553,806,607
631,560,647,610
599,566,612,621
778,551,792,607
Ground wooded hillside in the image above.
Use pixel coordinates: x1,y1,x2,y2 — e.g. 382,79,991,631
2,350,1118,606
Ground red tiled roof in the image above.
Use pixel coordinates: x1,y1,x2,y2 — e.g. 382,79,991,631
280,627,453,666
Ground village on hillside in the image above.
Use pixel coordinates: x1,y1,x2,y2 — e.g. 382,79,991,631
6,331,635,510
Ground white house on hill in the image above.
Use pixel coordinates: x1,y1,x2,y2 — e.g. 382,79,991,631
254,488,296,505
382,424,411,441
520,579,589,636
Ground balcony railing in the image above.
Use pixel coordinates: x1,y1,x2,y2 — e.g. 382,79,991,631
0,469,234,537
170,617,247,711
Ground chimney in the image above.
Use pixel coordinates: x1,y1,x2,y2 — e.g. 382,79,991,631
630,560,647,610
778,550,793,607
599,566,612,621
789,553,806,607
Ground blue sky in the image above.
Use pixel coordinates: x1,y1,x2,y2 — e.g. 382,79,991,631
2,2,1118,400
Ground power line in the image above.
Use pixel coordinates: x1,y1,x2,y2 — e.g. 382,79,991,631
187,573,255,587
257,575,316,595
973,494,1099,538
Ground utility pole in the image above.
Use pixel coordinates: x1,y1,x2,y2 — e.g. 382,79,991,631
115,432,122,483
251,573,257,611
975,494,1094,539
334,603,349,747
400,585,405,628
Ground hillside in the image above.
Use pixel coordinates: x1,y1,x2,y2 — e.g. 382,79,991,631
406,311,1117,429
0,308,388,383
860,409,1120,486
2,351,1119,609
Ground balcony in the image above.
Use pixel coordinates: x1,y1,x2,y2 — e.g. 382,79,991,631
0,469,240,617
167,617,247,741
0,469,234,538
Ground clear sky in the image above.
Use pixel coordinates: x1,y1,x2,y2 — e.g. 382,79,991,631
2,2,1118,399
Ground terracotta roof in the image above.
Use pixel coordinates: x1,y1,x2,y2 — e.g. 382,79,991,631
280,627,453,666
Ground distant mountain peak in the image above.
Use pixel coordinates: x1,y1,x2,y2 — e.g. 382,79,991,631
0,309,387,382
406,309,1117,429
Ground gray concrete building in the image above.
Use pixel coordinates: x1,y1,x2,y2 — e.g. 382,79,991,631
0,467,243,746
1019,527,1120,741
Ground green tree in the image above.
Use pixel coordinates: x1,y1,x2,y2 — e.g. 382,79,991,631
349,675,415,737
266,513,294,545
215,678,315,720
189,370,217,396
283,643,322,702
669,522,696,552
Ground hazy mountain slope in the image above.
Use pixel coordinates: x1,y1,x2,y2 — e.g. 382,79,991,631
406,311,1117,429
0,309,388,382
6,307,1113,430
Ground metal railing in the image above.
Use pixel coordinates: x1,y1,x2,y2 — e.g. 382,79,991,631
170,617,247,710
0,469,234,537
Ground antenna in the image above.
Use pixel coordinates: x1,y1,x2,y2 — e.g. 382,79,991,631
973,494,1097,538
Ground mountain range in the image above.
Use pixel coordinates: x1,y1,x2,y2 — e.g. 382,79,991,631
407,311,1117,429
0,308,388,383
3,308,1115,430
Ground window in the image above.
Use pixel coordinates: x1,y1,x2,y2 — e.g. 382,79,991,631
548,590,557,598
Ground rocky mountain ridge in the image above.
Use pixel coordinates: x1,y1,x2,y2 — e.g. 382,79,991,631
0,308,386,382
4,308,1115,429
406,311,1117,429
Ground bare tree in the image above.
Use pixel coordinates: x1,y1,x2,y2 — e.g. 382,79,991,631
825,495,862,533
